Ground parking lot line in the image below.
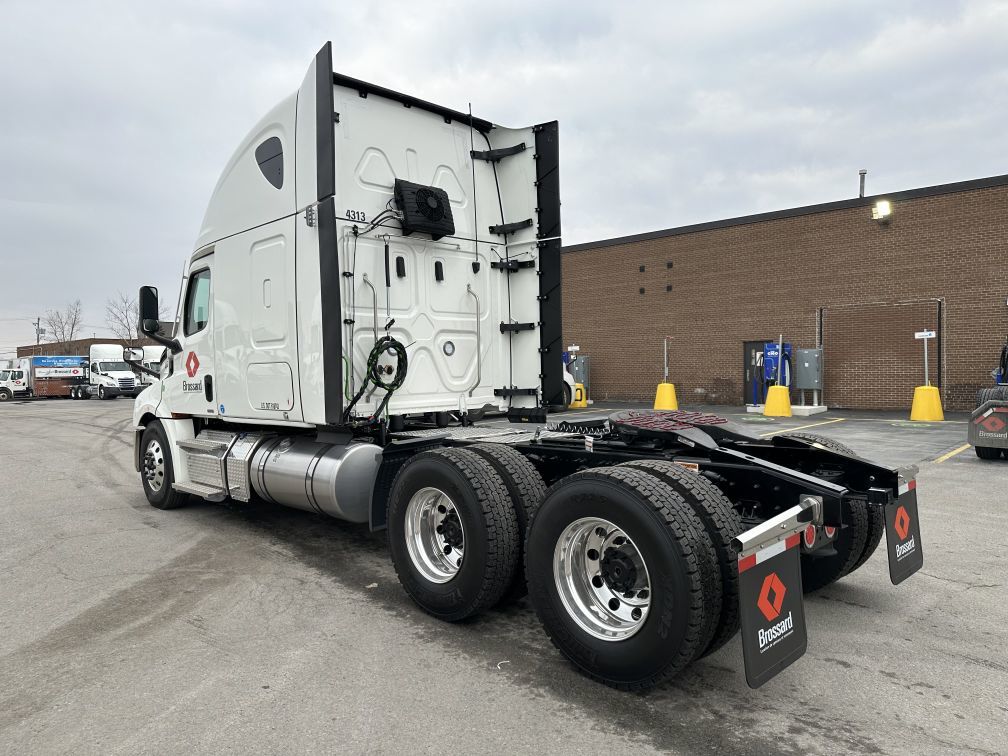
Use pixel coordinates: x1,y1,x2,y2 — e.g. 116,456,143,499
932,443,971,464
759,417,845,437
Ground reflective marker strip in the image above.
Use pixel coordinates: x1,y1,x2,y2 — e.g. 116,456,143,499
738,533,801,573
898,479,917,496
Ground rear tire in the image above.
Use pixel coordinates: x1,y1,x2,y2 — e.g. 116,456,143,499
562,383,572,409
977,386,1008,405
387,448,519,621
618,459,743,656
976,445,1002,460
784,433,883,591
466,443,546,603
140,422,189,510
526,466,711,690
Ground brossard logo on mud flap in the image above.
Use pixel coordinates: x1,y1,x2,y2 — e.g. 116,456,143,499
756,572,794,652
738,532,808,688
893,505,916,559
884,478,924,585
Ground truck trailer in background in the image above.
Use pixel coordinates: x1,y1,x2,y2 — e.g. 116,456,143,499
0,356,89,400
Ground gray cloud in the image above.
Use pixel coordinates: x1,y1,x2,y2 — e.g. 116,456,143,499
1,0,1005,355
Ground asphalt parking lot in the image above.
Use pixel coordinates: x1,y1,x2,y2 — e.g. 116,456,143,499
1,399,1005,754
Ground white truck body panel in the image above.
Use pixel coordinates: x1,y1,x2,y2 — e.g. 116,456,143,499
155,44,560,428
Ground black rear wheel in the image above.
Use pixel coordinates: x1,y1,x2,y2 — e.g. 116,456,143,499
784,433,883,591
466,443,546,603
388,448,519,621
619,459,742,656
526,467,712,690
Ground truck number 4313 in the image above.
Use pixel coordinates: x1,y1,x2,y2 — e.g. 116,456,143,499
345,209,366,222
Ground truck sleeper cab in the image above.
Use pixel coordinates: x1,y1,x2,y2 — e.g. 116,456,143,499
131,43,923,692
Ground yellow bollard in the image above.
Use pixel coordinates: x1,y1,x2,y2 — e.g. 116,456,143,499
569,382,588,409
653,382,679,410
909,385,944,421
763,385,793,417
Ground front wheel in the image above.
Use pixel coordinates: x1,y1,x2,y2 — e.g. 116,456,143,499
140,422,188,510
0,388,11,402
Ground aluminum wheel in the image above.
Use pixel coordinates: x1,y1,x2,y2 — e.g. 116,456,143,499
553,517,651,641
143,438,166,493
404,486,465,584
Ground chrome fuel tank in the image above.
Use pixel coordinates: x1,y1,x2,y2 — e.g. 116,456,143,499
250,437,381,523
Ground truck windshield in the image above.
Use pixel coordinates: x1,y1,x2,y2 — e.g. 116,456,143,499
98,361,130,372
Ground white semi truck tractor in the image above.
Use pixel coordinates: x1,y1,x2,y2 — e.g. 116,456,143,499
128,43,923,690
72,343,143,400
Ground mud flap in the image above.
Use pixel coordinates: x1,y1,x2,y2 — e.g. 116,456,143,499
737,532,808,689
883,478,924,585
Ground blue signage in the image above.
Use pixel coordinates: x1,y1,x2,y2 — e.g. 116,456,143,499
32,356,89,368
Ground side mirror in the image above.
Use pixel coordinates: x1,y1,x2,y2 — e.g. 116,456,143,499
138,285,183,355
123,347,144,362
139,286,159,334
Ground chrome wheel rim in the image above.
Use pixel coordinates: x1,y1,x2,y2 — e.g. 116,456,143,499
404,487,465,583
143,438,166,493
553,517,651,641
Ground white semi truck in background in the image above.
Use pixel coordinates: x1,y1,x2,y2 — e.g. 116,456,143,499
126,43,923,691
69,344,143,400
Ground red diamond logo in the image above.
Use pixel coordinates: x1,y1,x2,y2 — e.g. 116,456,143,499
757,572,786,622
894,505,911,541
980,415,1006,433
185,352,200,378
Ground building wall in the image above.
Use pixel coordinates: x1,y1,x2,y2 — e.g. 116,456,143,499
561,182,1008,411
16,337,158,358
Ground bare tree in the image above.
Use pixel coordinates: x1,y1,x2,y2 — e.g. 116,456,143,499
43,300,84,351
105,291,173,345
105,291,141,346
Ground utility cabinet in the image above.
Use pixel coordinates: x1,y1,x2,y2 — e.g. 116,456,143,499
794,348,823,390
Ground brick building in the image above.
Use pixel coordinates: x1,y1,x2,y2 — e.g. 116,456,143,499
562,174,1008,411
16,337,158,359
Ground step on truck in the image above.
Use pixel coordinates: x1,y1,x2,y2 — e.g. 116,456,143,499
127,43,924,690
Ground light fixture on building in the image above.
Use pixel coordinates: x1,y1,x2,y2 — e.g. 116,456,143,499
871,199,892,225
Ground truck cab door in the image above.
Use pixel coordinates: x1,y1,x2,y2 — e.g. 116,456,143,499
167,256,217,417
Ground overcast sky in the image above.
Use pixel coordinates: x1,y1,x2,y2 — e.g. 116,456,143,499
1,0,1005,357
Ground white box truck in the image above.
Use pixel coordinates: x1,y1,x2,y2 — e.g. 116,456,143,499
127,43,923,691
1,356,87,400
0,365,29,401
